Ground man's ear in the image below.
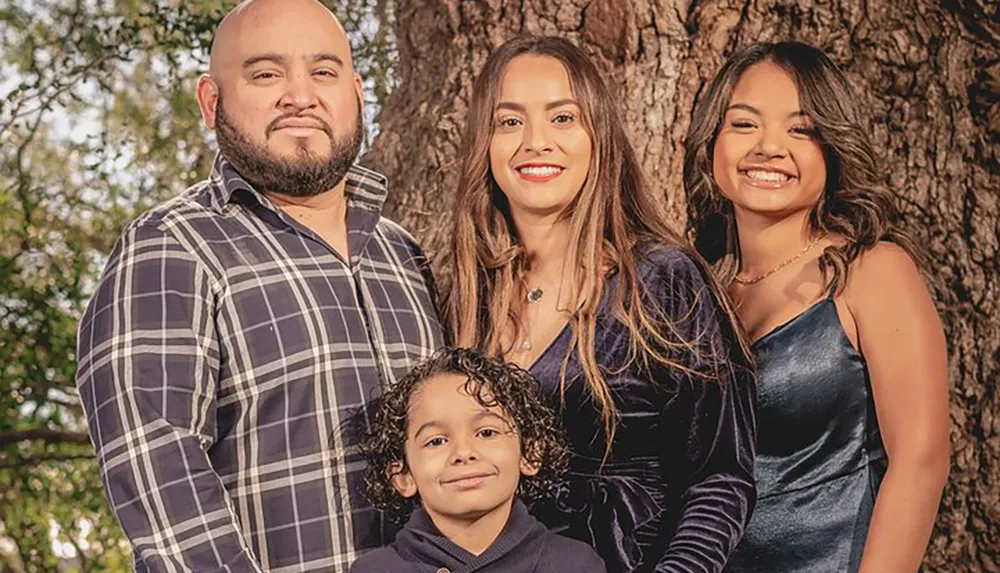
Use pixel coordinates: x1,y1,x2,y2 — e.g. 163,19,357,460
353,73,365,118
196,74,220,130
388,461,418,498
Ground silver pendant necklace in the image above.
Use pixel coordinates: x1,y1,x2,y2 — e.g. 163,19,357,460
521,287,544,351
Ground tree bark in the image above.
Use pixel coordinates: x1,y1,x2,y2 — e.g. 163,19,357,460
365,1,1000,570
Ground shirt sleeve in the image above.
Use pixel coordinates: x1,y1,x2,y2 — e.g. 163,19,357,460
76,219,263,573
647,250,757,573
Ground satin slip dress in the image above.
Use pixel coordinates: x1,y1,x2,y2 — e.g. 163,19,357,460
726,294,887,573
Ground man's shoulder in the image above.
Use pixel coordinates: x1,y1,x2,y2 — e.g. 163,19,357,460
103,179,229,269
124,179,221,236
375,216,426,256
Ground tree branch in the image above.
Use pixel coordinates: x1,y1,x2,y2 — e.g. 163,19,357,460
0,52,116,140
43,396,84,413
67,533,92,573
0,453,94,471
0,429,91,448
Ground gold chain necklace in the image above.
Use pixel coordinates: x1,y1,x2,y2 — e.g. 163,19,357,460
733,235,824,286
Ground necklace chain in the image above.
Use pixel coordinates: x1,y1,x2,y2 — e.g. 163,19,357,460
733,236,824,286
518,261,569,354
520,287,544,351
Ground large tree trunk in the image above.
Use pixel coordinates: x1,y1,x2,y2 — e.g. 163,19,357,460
364,1,1000,570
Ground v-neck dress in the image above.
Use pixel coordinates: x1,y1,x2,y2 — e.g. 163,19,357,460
725,296,886,573
527,246,757,573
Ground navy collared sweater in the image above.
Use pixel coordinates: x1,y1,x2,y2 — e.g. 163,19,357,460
349,500,606,573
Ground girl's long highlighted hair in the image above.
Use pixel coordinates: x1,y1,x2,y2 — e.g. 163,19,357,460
443,35,749,455
684,42,922,290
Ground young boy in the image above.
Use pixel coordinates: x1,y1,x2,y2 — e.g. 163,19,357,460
350,348,606,573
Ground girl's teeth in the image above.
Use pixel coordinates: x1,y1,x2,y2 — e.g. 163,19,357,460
746,170,789,182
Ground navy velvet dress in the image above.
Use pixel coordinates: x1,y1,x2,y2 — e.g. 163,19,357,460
528,246,757,573
726,295,886,572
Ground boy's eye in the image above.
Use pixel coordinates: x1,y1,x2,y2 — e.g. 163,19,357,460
424,437,446,448
477,428,500,439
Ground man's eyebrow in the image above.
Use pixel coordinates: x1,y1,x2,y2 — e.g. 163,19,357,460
313,53,345,68
726,103,809,119
243,53,286,68
243,53,345,69
495,98,580,113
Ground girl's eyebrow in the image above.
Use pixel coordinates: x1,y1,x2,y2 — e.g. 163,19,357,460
726,103,808,119
726,103,760,114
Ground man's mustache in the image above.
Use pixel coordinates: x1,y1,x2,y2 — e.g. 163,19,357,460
266,113,334,138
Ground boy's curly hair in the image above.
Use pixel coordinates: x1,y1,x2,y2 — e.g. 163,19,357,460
359,348,569,523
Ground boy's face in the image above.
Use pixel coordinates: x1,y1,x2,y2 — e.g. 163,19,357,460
391,373,538,524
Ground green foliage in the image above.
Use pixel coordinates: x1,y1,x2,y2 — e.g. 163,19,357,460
0,0,396,570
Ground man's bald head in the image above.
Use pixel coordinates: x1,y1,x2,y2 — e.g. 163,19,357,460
195,0,365,198
208,0,352,83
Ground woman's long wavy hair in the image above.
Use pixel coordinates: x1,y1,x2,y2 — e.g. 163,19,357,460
685,41,922,290
443,35,749,456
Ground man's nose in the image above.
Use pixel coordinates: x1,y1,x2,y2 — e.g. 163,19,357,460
278,70,319,110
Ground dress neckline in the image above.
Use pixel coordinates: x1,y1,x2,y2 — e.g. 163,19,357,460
750,297,832,350
527,321,573,373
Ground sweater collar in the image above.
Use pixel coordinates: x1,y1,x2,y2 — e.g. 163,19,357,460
396,499,542,571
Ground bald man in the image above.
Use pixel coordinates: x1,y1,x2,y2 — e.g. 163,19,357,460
76,1,443,571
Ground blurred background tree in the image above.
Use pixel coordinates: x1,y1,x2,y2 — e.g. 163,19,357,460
2,0,996,571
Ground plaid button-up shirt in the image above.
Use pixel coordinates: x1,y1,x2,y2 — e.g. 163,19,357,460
76,156,443,572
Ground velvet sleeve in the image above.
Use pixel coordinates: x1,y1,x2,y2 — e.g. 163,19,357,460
645,249,757,573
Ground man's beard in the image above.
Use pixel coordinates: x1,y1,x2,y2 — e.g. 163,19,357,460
215,96,364,198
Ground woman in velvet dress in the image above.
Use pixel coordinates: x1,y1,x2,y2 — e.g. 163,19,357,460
442,35,757,572
685,42,950,572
